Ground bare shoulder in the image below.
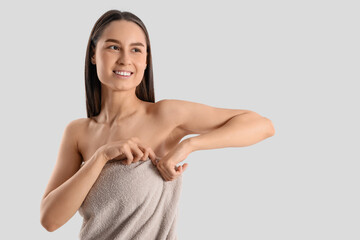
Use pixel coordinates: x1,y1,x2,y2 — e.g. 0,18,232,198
75,117,90,127
66,117,88,128
154,99,182,126
153,99,193,141
64,118,91,149
154,98,216,126
153,99,198,137
65,118,89,136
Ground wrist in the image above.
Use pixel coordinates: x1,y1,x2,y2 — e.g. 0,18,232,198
95,148,109,165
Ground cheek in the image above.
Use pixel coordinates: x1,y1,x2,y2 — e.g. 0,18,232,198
138,57,147,69
134,63,146,71
97,55,113,71
98,52,110,63
135,54,147,63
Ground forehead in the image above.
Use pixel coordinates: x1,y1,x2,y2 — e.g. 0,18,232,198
100,20,147,46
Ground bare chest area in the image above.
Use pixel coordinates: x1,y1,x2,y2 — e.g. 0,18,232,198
78,110,186,163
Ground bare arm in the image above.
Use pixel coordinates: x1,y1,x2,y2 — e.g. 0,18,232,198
187,112,274,151
40,119,108,232
40,120,155,232
40,151,107,231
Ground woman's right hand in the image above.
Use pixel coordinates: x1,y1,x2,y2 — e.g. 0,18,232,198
98,137,158,166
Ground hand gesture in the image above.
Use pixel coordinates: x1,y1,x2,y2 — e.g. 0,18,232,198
155,141,190,181
99,137,158,165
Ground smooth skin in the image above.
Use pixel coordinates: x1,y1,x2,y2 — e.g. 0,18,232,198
40,20,275,232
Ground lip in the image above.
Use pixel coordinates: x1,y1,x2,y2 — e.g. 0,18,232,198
113,70,133,74
113,70,133,78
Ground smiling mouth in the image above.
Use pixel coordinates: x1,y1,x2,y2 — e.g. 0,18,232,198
113,70,133,77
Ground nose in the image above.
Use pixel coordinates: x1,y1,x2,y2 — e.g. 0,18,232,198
117,50,131,65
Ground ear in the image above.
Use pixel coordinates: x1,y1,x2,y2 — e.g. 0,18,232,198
91,46,96,65
91,55,96,65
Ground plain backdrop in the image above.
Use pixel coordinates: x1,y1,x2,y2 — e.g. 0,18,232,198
0,0,359,239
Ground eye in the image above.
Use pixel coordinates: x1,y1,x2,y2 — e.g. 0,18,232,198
132,48,141,53
109,45,119,50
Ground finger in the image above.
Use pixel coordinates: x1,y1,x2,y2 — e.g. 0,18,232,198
113,145,126,161
149,152,158,166
174,166,183,176
137,144,150,161
133,148,145,163
122,144,134,165
148,148,157,162
158,168,168,181
167,165,181,180
175,165,182,173
142,151,150,161
152,157,159,166
157,164,172,181
129,142,144,163
173,165,186,179
179,163,188,172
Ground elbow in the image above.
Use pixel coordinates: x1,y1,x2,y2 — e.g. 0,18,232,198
40,205,59,232
41,217,58,232
265,118,275,137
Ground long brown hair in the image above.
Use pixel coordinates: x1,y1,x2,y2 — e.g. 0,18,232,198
84,9,155,118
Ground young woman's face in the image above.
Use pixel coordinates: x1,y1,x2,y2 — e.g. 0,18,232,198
91,20,148,91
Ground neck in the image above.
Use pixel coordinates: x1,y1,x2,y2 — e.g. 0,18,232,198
96,86,144,125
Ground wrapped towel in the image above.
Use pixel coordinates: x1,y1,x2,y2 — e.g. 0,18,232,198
78,157,182,240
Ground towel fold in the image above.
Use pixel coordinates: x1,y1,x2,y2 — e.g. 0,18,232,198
78,158,182,240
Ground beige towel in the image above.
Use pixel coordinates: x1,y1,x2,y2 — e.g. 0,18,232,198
78,157,182,240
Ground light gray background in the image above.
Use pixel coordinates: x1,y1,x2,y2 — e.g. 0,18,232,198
0,0,359,239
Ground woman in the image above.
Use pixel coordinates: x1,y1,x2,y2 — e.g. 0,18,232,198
40,9,275,239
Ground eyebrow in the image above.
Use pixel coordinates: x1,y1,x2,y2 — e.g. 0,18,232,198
104,39,145,48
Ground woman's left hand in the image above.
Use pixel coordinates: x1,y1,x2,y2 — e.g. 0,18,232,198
153,140,192,181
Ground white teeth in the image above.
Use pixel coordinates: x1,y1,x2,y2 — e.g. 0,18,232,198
114,71,131,76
